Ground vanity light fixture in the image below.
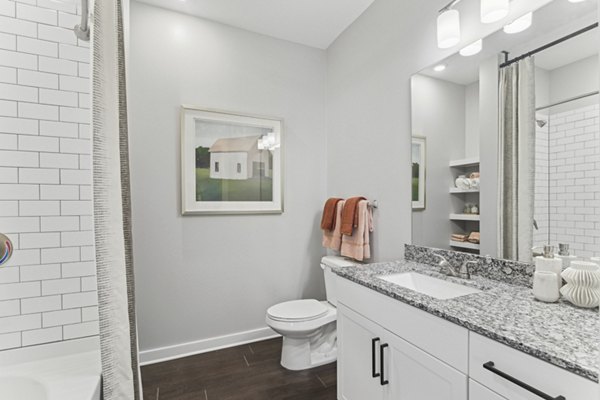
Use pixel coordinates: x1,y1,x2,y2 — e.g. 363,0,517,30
481,0,510,24
459,39,483,56
503,12,532,34
433,64,447,72
437,8,461,48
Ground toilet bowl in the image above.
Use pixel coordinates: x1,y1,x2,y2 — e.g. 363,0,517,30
265,256,357,370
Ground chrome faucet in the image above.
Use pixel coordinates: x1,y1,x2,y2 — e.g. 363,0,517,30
459,260,477,280
434,254,459,277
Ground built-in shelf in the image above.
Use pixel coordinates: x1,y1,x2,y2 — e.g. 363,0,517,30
449,157,480,168
449,188,480,194
449,240,481,250
450,213,480,221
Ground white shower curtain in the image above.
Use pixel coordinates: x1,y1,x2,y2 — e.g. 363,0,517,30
498,58,536,262
92,0,141,399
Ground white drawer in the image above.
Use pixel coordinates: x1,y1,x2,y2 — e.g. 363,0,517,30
469,379,507,400
469,332,597,400
337,277,469,373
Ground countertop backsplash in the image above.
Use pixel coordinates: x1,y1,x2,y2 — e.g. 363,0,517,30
404,244,536,288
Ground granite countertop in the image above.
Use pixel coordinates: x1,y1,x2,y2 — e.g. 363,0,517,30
332,259,600,382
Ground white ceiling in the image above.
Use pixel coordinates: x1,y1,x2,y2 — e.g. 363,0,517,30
420,0,598,85
134,0,375,49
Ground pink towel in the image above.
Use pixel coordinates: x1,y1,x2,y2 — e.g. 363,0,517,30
322,200,344,251
341,200,373,261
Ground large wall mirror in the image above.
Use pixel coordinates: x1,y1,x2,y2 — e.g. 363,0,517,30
411,0,599,264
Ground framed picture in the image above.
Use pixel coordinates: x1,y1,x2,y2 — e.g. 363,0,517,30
411,136,426,210
181,106,283,215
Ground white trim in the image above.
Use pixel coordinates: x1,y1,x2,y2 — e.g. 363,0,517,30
138,327,279,366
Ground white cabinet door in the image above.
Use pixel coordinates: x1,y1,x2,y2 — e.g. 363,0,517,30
384,327,468,400
338,303,385,400
469,379,507,400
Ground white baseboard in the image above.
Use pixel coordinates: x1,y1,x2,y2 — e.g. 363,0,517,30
138,326,280,365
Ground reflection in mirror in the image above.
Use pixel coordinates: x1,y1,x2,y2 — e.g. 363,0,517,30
411,0,599,264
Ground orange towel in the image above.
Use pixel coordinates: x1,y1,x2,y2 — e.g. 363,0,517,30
322,200,345,251
320,198,343,231
340,196,366,236
341,200,373,261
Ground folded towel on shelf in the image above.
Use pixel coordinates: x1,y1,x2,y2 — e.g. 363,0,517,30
320,198,343,231
451,233,469,242
341,200,373,261
323,200,345,251
468,232,480,244
340,196,366,236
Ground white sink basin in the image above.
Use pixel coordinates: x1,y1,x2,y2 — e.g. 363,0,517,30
378,272,482,300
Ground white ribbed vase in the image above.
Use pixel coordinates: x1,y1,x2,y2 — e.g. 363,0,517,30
560,261,600,308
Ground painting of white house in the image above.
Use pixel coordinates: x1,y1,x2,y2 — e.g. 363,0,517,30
181,107,283,214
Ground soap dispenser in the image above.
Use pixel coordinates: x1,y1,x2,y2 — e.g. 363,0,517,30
535,245,563,291
555,243,578,269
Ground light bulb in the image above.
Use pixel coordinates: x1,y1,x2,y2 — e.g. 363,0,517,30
437,9,461,49
503,12,532,34
460,39,483,56
481,0,509,24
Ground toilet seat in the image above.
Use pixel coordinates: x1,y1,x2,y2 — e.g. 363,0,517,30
267,299,328,322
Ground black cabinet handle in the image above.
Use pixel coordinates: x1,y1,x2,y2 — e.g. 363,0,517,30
371,338,380,378
380,343,389,386
483,362,565,400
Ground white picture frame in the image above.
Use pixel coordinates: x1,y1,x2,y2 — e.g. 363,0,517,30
181,106,284,215
412,136,426,210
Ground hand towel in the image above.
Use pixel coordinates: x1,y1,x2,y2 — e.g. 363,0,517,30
320,198,343,231
323,200,345,251
340,196,366,236
468,232,480,244
341,200,373,261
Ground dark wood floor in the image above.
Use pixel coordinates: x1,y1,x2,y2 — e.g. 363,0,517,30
141,337,337,400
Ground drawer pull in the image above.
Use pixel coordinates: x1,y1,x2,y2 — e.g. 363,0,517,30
483,361,566,400
380,343,389,386
371,338,380,378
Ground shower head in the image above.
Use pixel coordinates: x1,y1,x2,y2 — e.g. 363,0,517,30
536,119,547,128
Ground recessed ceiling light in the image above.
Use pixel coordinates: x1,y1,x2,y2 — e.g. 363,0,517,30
434,64,447,72
568,0,587,3
503,12,532,34
460,39,483,56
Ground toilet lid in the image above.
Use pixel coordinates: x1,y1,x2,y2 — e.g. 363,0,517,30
267,299,329,322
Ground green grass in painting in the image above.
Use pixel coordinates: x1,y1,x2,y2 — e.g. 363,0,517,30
196,168,273,202
412,177,419,201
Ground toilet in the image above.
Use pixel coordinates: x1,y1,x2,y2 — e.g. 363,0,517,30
265,256,357,370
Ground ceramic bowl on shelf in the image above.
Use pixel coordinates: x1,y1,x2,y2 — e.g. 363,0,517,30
455,175,471,190
560,261,600,308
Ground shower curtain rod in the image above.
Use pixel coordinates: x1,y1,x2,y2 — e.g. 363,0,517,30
536,90,600,112
500,22,598,68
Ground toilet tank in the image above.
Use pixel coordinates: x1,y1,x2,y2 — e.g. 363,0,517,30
321,256,358,307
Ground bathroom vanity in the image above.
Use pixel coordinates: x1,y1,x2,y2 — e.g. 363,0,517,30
333,255,598,400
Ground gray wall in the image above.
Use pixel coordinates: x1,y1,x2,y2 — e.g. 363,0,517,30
549,55,599,104
465,82,480,158
411,75,466,249
478,55,501,257
129,2,328,352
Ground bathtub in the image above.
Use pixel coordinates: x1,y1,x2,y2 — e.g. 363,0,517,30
0,337,101,400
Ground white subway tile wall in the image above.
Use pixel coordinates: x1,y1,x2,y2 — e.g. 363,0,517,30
0,0,97,351
535,103,600,258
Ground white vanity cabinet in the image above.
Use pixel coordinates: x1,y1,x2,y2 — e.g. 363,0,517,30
338,303,468,400
469,380,507,400
336,277,598,400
